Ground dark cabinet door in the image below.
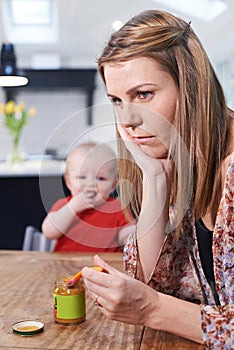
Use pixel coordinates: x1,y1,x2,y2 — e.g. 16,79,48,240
0,175,69,249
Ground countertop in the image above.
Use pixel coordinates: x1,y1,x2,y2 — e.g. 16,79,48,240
0,157,65,177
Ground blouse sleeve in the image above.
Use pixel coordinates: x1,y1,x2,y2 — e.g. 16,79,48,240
201,305,234,349
123,229,138,278
201,152,234,349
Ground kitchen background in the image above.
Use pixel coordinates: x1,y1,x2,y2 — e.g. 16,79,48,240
0,0,234,160
0,0,234,249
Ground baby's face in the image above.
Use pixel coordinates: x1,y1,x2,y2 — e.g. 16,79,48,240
66,149,116,200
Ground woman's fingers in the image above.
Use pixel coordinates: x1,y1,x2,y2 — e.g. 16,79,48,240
82,256,134,308
82,259,125,292
117,123,140,154
117,122,165,174
93,254,124,276
83,264,157,326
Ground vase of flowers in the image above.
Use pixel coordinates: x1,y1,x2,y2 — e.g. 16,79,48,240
0,100,36,163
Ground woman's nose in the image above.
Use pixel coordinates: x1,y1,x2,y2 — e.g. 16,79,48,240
116,103,142,128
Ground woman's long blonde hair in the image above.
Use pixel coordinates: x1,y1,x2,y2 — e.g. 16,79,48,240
97,10,231,227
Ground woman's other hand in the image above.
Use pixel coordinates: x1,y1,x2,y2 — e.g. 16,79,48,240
82,254,159,325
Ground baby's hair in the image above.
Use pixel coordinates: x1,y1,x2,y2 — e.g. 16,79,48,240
68,142,99,157
67,142,116,159
65,142,117,176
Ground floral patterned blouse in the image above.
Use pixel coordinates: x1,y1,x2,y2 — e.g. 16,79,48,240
123,151,234,349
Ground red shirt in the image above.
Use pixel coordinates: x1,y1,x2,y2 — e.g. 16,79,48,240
50,196,131,252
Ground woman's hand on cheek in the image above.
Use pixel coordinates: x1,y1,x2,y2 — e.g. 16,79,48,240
81,255,159,325
117,123,167,176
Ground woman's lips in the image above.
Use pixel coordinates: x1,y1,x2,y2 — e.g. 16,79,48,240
132,135,156,144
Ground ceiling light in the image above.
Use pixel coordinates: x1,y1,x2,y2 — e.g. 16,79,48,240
0,42,28,87
112,20,124,31
153,0,227,21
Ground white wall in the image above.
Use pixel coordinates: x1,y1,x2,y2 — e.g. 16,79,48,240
0,73,117,161
216,56,234,110
0,54,233,162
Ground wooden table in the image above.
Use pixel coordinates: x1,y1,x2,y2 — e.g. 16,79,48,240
0,250,205,350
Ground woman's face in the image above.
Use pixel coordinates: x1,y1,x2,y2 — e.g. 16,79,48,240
104,57,178,159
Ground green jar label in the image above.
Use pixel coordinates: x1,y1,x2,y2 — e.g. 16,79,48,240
54,291,85,319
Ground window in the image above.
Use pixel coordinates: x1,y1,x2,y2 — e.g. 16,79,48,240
11,0,51,25
1,0,58,43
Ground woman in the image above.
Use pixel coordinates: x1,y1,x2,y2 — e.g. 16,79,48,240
82,10,234,348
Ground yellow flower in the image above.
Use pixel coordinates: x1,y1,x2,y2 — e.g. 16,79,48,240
0,103,5,113
5,100,15,114
0,100,36,162
17,102,25,112
14,105,22,114
28,107,36,117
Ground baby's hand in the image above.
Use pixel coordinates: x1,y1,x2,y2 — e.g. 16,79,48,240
69,192,93,212
71,192,105,213
84,192,106,209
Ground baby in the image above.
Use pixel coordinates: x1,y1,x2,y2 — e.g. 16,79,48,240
42,142,135,252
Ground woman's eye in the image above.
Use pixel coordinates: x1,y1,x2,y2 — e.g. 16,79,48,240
137,91,152,100
78,176,86,180
110,97,122,106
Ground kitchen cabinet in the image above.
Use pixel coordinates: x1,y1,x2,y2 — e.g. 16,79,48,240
3,68,97,125
0,160,69,249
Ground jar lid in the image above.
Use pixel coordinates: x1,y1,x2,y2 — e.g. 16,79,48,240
12,320,44,336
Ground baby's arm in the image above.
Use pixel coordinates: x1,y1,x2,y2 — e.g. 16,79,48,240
42,193,94,240
118,224,136,246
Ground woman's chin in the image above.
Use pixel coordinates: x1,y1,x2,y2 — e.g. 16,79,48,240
141,145,168,159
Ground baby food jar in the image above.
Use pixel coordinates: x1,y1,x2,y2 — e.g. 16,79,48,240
53,277,86,325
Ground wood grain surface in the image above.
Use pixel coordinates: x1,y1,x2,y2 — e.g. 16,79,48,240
0,250,204,350
140,327,205,349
